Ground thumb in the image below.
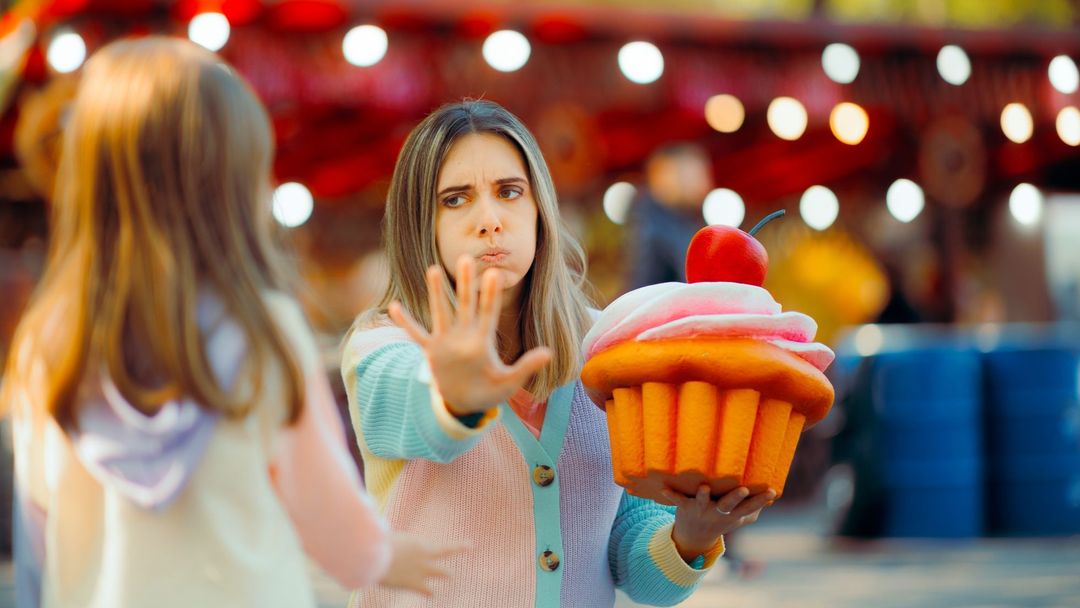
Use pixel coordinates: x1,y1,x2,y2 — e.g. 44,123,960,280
502,347,552,385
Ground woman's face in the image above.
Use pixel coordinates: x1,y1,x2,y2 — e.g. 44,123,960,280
434,132,538,304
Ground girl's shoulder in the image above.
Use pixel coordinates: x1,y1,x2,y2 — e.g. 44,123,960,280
235,290,320,369
261,289,304,324
261,290,323,350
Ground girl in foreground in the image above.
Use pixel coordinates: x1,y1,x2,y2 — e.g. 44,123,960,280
3,37,454,607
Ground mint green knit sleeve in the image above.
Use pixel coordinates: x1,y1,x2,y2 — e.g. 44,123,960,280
609,492,721,606
352,341,498,463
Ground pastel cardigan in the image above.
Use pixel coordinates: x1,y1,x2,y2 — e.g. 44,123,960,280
342,326,724,607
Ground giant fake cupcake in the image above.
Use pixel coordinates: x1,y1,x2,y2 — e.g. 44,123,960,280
581,212,835,505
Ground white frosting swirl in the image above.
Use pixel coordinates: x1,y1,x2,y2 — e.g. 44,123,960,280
583,282,834,371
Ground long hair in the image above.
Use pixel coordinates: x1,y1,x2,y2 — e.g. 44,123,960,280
2,36,303,427
352,100,593,399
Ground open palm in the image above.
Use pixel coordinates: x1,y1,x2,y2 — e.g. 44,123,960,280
389,256,551,416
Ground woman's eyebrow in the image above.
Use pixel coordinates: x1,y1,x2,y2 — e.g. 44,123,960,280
436,183,473,197
438,176,526,196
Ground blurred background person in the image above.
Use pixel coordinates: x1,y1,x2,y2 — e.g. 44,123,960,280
627,143,712,288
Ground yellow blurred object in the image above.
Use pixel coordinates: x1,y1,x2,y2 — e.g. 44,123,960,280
518,0,815,20
761,223,888,346
826,0,1072,28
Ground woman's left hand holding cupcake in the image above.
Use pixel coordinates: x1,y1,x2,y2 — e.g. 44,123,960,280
662,485,776,563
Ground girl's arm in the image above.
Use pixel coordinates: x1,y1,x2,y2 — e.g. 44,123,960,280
267,295,393,589
607,492,725,607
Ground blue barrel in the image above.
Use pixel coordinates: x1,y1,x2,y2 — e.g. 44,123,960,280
871,347,984,538
983,346,1080,535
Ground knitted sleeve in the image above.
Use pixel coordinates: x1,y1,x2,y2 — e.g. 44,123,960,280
608,491,725,606
346,333,499,463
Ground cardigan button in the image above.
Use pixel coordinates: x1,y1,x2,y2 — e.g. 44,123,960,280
538,550,560,572
533,465,555,487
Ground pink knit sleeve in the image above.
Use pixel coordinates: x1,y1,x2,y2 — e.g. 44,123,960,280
267,295,392,590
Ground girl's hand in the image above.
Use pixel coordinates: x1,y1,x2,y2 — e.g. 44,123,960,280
389,256,552,415
377,532,468,596
663,485,776,563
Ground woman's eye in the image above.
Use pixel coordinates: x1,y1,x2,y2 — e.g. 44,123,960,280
443,195,467,208
500,188,523,200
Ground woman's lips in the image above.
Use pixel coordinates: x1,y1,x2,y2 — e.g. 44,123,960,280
478,248,510,263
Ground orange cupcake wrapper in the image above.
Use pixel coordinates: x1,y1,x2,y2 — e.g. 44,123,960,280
605,382,808,505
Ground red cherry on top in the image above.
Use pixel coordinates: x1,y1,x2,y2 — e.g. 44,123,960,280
685,210,785,286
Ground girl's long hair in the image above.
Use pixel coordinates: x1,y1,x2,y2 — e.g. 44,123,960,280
2,36,303,427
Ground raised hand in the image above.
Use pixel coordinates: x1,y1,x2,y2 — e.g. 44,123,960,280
663,485,776,563
388,255,552,415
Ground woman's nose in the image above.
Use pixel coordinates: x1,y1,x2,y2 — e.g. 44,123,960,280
476,197,503,236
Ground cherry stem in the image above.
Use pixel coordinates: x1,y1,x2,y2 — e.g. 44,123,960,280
748,209,786,237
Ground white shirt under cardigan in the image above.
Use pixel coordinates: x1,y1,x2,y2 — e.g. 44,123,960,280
342,325,726,608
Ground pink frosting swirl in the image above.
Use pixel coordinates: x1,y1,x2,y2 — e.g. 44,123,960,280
583,282,835,371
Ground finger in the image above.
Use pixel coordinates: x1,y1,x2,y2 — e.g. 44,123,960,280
477,269,503,337
695,485,710,509
660,489,689,508
426,266,452,333
410,582,434,598
431,542,471,559
456,255,476,325
384,578,432,597
716,487,751,515
389,302,431,347
499,347,552,387
731,490,776,519
422,563,452,579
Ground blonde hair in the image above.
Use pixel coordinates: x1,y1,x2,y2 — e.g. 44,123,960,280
2,36,303,427
353,100,593,399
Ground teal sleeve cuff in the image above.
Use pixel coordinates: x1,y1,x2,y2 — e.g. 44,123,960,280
609,492,713,606
455,412,486,428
